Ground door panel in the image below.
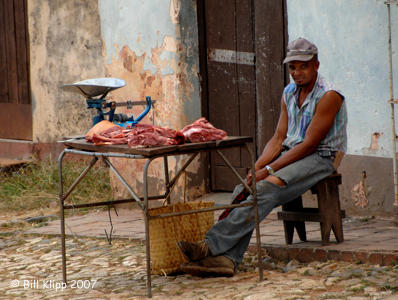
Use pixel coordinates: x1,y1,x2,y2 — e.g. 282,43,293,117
207,62,240,167
0,103,32,140
254,0,287,153
0,0,31,140
198,0,286,191
205,0,256,191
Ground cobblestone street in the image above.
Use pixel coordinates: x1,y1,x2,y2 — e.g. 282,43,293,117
1,231,398,300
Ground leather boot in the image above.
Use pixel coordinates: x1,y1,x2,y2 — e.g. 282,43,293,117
176,240,210,261
181,255,235,277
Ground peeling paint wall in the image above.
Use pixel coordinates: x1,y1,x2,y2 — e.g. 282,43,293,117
339,155,395,216
28,0,105,142
98,0,205,203
27,0,205,203
98,0,201,128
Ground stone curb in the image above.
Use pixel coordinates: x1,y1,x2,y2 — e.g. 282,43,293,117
26,230,398,267
260,244,398,266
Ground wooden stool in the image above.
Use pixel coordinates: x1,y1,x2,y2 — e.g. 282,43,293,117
277,173,345,245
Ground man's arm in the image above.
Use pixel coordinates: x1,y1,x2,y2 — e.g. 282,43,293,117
267,91,344,174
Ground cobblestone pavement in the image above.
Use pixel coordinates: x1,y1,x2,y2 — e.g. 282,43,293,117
26,207,398,266
1,232,398,300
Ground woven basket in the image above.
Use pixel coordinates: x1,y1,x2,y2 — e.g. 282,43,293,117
148,201,214,275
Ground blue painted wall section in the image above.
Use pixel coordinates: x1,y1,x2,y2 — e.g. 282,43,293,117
287,0,398,158
287,0,398,215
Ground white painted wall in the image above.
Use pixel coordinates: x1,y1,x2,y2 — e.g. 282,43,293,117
287,0,398,158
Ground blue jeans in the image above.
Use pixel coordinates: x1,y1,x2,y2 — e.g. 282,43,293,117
205,152,335,266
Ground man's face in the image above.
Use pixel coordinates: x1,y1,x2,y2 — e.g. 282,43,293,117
287,58,319,87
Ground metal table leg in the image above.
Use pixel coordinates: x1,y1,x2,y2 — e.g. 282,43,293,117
164,153,198,204
103,157,144,210
143,158,154,298
246,143,263,281
163,156,170,205
58,151,99,284
58,150,67,284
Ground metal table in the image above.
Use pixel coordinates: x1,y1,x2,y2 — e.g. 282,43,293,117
58,136,263,297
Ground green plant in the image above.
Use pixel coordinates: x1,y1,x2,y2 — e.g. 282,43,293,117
0,160,112,212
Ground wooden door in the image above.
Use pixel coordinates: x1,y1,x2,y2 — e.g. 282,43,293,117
197,0,287,191
0,0,31,140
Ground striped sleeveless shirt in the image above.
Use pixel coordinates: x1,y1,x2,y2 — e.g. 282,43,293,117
282,74,347,153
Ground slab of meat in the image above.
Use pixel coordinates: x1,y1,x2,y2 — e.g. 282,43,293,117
91,133,128,145
85,119,225,147
181,118,227,143
85,120,123,142
127,123,185,147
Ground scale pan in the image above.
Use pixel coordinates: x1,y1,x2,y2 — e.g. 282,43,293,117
61,78,126,98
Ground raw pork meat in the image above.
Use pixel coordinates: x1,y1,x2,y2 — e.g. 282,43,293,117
84,118,225,147
181,118,227,142
85,120,123,142
127,123,185,147
85,121,185,147
91,133,128,145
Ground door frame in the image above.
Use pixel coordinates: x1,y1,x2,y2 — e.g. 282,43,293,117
196,0,288,191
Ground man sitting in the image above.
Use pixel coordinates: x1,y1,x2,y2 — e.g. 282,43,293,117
178,37,347,277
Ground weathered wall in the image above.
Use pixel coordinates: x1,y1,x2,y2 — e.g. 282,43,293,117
98,0,205,204
287,0,398,157
28,0,105,143
287,0,398,215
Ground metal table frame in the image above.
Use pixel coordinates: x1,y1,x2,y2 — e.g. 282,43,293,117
58,137,263,297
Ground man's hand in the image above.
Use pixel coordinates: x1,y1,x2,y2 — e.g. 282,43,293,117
246,168,269,186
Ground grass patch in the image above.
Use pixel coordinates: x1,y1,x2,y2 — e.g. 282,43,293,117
0,159,112,212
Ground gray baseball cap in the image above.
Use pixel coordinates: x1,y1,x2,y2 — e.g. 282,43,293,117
283,38,318,64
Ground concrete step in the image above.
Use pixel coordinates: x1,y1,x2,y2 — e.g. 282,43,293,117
0,139,65,161
0,139,34,160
